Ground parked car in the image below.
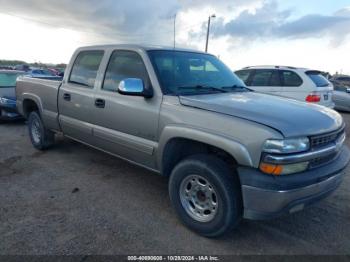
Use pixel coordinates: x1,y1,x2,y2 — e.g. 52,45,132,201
26,69,63,80
14,64,30,72
331,75,350,88
16,45,349,237
235,66,334,108
47,68,62,76
332,82,350,112
0,70,24,120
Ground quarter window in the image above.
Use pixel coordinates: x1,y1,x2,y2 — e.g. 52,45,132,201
103,50,149,92
281,70,303,87
69,50,104,88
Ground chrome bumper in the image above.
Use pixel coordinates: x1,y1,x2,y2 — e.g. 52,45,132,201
243,172,343,220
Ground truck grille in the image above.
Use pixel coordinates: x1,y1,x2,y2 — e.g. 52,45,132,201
309,152,338,169
308,126,345,169
310,126,345,149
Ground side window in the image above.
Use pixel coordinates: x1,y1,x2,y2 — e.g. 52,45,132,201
103,50,149,92
281,70,303,87
269,70,281,86
69,50,104,88
250,70,273,86
235,70,251,84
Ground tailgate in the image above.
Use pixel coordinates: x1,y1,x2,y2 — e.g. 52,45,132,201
305,71,334,107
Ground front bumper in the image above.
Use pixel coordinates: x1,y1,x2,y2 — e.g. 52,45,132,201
238,145,350,220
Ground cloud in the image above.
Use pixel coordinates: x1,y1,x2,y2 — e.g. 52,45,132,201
208,1,350,46
0,0,181,44
0,0,349,48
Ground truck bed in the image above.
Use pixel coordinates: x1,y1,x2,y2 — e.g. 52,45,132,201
16,76,62,130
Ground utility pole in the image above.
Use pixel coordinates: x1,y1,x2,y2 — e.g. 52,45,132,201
205,14,216,53
173,13,177,49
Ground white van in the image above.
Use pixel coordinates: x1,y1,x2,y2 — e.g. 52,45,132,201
235,66,334,108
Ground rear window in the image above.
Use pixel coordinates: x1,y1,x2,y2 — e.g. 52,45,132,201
306,71,330,87
0,73,22,88
69,50,104,88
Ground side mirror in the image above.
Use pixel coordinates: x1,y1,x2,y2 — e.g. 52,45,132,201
346,88,350,93
118,78,153,98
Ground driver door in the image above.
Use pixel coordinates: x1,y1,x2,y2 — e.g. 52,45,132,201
90,49,162,169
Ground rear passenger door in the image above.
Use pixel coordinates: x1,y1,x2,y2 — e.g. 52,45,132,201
58,50,104,143
248,69,282,94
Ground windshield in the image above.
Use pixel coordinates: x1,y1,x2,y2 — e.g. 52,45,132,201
147,50,246,95
0,73,23,88
306,71,330,87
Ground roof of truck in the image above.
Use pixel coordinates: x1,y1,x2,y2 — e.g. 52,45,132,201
77,44,208,54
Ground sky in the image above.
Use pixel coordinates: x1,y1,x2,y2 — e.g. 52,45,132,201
0,0,349,74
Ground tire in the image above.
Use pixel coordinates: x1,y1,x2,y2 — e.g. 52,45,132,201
169,154,242,237
28,111,55,150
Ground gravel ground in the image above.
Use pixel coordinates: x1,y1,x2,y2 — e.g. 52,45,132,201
0,113,350,255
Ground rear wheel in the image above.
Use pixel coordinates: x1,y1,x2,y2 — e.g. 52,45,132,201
169,154,242,237
28,111,54,150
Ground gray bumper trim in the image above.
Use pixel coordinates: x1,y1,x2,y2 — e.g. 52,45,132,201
242,172,343,219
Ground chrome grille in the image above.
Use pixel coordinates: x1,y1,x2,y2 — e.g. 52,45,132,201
310,127,345,149
308,126,345,169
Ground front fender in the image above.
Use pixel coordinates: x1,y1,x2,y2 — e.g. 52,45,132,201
157,124,253,170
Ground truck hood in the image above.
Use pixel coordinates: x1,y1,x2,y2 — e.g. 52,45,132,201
179,92,343,137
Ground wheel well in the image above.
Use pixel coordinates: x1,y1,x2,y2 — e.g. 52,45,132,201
162,138,238,177
22,99,39,118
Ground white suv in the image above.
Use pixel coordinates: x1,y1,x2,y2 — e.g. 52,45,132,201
235,66,334,108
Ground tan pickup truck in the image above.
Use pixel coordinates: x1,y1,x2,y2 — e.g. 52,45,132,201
16,45,350,237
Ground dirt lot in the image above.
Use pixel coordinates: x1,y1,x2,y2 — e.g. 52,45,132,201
0,113,350,255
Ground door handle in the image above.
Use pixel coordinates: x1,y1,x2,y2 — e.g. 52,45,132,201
95,98,105,108
63,93,71,101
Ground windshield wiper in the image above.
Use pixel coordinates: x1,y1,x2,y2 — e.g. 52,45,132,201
177,85,227,93
221,84,251,92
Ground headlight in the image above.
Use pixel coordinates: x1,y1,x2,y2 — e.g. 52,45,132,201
263,137,310,154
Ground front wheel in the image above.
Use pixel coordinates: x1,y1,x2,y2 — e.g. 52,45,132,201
28,111,55,150
169,155,242,237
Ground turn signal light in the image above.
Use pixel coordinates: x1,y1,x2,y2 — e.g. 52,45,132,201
259,163,283,175
305,92,321,102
